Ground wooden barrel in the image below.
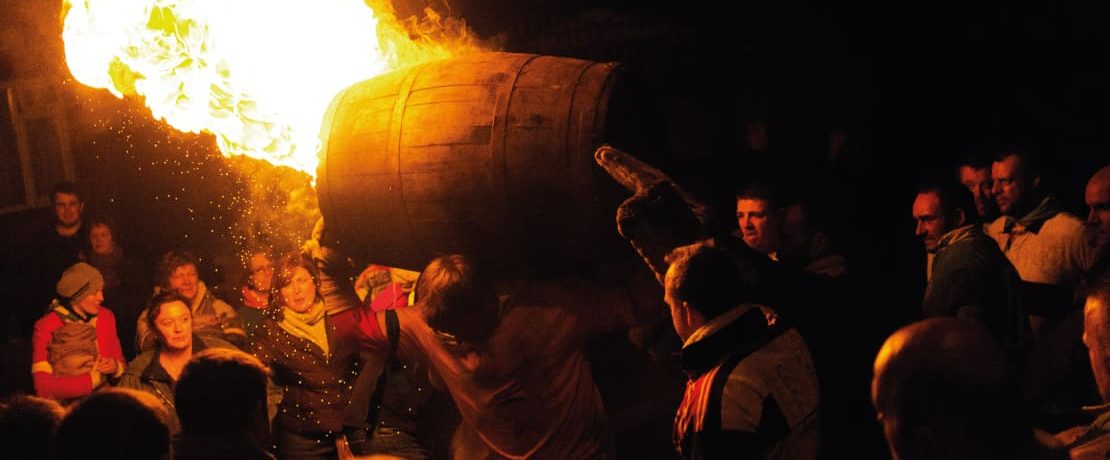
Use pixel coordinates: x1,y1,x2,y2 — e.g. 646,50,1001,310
317,52,654,272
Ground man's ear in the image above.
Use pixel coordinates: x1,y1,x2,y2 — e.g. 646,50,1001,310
681,300,700,326
954,208,967,228
1033,174,1041,189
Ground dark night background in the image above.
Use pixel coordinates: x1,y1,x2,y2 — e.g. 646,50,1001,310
0,1,1107,457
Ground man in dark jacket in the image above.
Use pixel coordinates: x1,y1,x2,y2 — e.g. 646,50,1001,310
17,182,89,339
913,179,1027,350
665,240,820,460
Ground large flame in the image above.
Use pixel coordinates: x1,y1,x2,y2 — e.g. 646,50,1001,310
62,0,476,178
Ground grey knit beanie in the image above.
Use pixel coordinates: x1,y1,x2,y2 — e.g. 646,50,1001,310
56,263,104,306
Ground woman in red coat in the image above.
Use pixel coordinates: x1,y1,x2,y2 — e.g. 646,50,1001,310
32,262,125,402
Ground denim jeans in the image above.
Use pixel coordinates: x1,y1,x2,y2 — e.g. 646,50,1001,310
367,427,429,460
274,425,337,460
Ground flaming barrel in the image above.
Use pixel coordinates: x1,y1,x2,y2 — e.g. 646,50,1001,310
317,52,656,272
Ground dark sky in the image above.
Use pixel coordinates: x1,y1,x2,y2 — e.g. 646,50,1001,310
448,0,1109,179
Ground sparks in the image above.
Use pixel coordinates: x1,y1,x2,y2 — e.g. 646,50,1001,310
62,0,462,178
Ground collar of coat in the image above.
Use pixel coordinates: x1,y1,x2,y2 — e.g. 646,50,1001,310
936,223,982,252
680,305,786,378
51,300,96,324
141,335,212,382
1002,195,1063,235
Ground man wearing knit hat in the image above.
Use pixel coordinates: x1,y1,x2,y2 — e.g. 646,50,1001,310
31,262,125,401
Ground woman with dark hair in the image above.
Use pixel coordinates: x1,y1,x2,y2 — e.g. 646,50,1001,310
119,290,237,435
238,250,275,346
252,253,366,459
81,215,144,359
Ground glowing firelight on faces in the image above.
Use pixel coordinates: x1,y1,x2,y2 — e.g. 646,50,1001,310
62,0,392,178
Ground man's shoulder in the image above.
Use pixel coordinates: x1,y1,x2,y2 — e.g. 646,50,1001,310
726,328,814,381
1042,212,1086,235
939,232,1008,265
496,303,573,337
718,328,820,433
987,216,1008,234
752,328,812,361
205,292,236,313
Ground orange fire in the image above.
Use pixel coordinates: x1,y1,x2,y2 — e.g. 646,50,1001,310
62,0,481,178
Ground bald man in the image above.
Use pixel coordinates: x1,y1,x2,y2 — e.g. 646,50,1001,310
872,318,1067,460
1086,165,1110,260
1056,262,1110,459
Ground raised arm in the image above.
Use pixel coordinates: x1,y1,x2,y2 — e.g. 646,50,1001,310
595,145,710,281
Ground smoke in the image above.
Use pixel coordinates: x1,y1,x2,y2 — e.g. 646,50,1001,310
224,155,319,266
365,0,498,68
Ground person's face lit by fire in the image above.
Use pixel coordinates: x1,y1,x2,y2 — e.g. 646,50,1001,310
52,192,83,229
280,267,317,314
1086,168,1110,254
871,336,908,460
154,300,192,352
73,289,104,317
90,224,116,255
913,191,961,253
248,253,275,293
169,263,200,302
736,198,781,255
958,165,997,221
1085,294,1110,404
991,154,1038,217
